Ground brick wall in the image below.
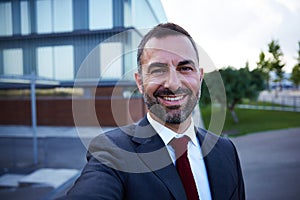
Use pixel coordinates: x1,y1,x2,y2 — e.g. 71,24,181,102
0,97,145,127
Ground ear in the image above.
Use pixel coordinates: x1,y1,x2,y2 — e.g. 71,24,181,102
134,72,144,94
199,68,204,82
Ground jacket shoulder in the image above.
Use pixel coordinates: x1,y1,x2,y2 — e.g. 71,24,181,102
196,127,237,158
88,124,137,153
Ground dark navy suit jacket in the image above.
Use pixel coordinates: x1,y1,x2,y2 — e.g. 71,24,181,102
59,117,245,200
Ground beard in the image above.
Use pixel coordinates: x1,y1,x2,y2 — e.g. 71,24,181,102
143,87,200,124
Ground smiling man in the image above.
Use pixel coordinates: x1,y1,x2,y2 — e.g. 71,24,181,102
59,23,245,200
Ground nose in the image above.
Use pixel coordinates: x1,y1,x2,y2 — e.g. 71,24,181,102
164,68,182,91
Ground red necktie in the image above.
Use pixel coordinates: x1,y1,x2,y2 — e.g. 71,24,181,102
170,136,199,200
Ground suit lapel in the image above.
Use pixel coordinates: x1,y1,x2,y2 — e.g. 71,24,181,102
203,147,225,200
132,117,187,200
196,128,232,200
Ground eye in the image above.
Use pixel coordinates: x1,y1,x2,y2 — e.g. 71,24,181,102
178,66,194,72
150,68,167,75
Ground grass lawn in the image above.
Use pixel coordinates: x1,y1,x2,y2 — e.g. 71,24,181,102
200,106,300,136
241,100,295,108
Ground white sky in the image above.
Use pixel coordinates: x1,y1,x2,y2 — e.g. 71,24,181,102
161,0,300,73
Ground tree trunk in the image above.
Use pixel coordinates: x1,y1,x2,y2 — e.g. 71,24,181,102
228,101,239,123
230,109,239,124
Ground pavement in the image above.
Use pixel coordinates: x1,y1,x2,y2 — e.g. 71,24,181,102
231,127,300,200
0,125,112,200
0,125,300,200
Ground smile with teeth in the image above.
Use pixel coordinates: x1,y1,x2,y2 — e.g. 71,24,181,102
162,95,184,101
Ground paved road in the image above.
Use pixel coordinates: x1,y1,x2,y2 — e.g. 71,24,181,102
0,137,88,200
0,126,299,199
231,127,300,200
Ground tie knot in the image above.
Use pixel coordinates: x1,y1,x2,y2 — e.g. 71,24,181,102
170,136,190,158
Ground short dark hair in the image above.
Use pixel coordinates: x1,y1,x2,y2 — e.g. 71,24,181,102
137,23,199,73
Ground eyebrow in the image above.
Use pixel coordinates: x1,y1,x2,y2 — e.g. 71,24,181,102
147,62,168,73
148,62,168,68
147,60,196,72
177,60,196,67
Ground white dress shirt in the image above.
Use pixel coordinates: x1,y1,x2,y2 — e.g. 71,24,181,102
147,113,212,200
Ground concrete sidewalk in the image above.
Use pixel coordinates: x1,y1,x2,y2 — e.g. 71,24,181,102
0,125,114,138
0,130,88,199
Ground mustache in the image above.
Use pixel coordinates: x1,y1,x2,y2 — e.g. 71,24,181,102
153,87,192,97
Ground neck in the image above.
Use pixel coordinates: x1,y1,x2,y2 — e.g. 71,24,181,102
149,113,192,134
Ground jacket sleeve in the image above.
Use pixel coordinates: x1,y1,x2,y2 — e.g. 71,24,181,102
64,155,125,200
230,140,246,200
56,134,126,200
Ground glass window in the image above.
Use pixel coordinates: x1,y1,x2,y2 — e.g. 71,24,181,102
124,0,132,27
89,0,113,30
123,30,140,80
132,0,167,28
53,0,73,32
36,0,73,34
21,1,31,35
3,49,23,75
37,46,74,80
36,0,52,33
100,42,123,79
134,0,157,28
37,47,54,79
147,0,167,22
0,2,13,36
54,46,74,80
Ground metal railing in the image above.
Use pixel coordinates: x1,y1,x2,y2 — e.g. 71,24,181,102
238,91,300,112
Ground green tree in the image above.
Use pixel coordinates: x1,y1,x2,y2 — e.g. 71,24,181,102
201,66,265,123
290,42,300,89
200,76,211,107
250,68,266,92
246,61,265,91
200,70,226,107
268,40,285,89
256,51,270,90
219,66,264,123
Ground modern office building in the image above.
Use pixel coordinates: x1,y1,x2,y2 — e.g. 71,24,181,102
0,0,167,126
0,0,167,81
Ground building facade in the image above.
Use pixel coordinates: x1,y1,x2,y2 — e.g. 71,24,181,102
0,0,166,82
0,0,167,126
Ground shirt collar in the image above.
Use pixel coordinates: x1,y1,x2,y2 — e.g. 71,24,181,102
147,113,199,147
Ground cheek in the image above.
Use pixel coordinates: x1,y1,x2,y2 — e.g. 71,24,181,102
182,76,201,91
143,82,159,96
142,76,164,92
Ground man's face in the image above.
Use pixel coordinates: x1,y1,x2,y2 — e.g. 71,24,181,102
135,35,203,125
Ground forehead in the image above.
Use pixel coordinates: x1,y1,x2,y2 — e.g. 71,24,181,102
142,35,198,64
